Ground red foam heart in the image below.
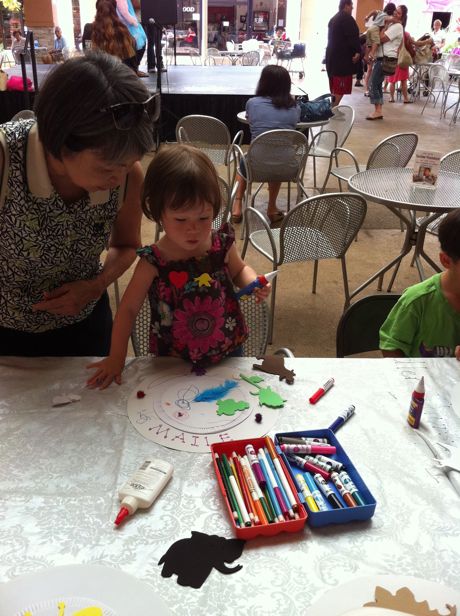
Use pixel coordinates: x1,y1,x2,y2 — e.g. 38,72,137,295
169,271,188,289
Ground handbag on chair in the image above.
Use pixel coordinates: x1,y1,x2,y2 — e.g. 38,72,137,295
298,93,334,122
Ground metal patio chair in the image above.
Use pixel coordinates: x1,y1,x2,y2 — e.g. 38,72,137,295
321,132,419,193
421,64,450,117
307,105,355,190
176,114,243,188
241,51,260,66
233,129,309,231
241,192,367,343
336,293,401,357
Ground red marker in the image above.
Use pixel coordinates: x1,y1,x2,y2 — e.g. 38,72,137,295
309,378,334,404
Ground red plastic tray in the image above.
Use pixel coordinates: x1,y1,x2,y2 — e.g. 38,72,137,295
211,437,308,539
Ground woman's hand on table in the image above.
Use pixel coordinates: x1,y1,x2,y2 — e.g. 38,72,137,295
455,345,460,361
86,356,124,389
32,279,102,316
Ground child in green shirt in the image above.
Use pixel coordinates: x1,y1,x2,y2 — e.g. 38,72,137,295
380,209,460,359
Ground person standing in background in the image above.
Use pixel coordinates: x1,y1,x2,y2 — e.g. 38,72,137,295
116,0,148,77
146,21,165,73
367,4,404,120
92,0,137,72
326,0,361,107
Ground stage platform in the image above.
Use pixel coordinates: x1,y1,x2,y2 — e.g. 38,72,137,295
0,63,318,143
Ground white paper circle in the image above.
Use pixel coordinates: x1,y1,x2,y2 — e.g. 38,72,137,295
127,365,281,453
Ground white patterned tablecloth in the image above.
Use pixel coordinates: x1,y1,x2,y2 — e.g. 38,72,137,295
0,356,459,615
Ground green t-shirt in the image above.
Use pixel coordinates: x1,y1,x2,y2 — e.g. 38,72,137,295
379,274,460,357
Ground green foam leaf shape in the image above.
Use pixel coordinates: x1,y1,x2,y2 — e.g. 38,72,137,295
216,399,250,416
250,386,286,408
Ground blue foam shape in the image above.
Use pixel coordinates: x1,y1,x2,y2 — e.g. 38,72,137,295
194,380,238,403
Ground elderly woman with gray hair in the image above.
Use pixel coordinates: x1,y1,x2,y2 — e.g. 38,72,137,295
0,52,155,356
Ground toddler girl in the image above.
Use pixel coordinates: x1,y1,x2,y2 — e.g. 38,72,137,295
87,144,270,388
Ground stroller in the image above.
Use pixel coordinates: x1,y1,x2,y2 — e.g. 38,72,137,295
276,42,306,79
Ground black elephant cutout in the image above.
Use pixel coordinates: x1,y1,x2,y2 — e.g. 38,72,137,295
158,531,246,589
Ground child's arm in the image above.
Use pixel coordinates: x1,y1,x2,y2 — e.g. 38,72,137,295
226,244,271,303
381,349,406,358
86,258,157,389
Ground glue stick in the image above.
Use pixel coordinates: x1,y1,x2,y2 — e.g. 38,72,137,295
114,459,173,526
407,377,425,429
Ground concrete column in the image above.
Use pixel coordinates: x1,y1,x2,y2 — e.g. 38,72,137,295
78,0,96,34
51,0,74,50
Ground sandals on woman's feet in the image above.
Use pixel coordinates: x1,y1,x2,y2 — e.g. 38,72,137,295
267,211,285,224
231,198,243,224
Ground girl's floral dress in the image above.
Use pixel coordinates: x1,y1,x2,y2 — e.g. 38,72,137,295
137,224,248,367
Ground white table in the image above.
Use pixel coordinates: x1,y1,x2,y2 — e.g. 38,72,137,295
0,356,459,614
348,167,460,297
219,50,245,65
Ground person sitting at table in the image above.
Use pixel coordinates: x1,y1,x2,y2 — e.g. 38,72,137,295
180,26,197,47
50,26,68,62
231,64,300,225
0,52,154,357
86,145,271,389
11,29,26,64
379,209,460,359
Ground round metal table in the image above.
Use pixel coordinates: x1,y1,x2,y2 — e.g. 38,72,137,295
236,110,330,132
348,167,460,296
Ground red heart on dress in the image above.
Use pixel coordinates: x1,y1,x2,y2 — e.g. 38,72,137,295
169,271,188,289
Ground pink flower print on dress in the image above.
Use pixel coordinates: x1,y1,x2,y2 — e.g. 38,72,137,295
173,296,225,355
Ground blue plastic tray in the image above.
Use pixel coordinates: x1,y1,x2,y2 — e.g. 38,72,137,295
274,428,376,527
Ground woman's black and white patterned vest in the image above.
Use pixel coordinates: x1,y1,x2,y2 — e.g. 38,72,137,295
0,119,121,332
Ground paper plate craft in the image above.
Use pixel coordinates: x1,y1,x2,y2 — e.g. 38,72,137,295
252,355,296,384
158,531,245,589
363,585,457,615
0,564,172,616
127,365,281,452
16,597,114,616
306,576,460,616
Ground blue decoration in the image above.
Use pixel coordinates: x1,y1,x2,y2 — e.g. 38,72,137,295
194,380,238,402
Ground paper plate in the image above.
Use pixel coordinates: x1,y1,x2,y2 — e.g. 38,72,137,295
0,565,172,616
306,575,460,616
13,596,115,616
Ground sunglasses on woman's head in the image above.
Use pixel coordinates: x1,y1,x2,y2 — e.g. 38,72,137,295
100,94,160,130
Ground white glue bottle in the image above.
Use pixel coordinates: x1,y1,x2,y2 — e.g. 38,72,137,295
114,459,174,526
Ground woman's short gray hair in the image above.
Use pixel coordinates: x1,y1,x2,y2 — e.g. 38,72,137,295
35,51,154,162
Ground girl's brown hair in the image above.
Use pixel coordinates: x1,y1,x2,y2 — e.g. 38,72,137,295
91,0,135,61
142,145,222,223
